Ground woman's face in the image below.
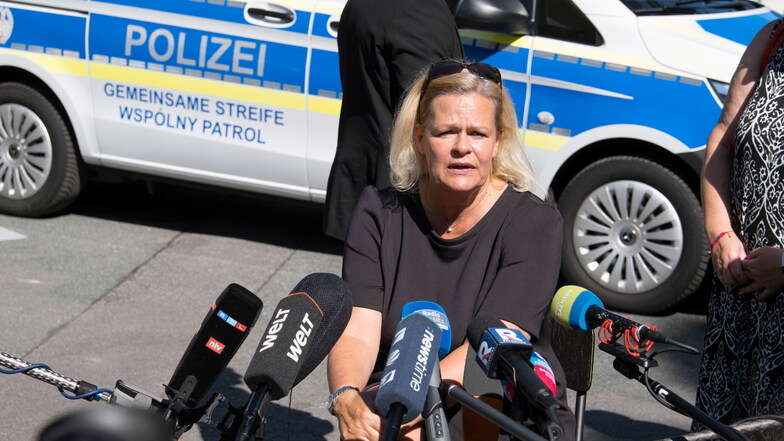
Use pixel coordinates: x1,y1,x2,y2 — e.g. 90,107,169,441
416,92,500,194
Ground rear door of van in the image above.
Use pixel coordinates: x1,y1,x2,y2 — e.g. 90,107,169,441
87,0,315,199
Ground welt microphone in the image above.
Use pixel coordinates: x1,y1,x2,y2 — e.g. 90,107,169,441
550,285,698,353
401,301,451,441
166,283,263,404
466,315,562,439
375,312,442,441
234,273,352,441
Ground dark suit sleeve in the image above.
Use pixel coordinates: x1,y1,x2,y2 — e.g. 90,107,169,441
386,0,465,105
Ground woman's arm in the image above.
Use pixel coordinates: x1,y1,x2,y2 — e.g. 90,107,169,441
327,306,383,441
702,19,777,286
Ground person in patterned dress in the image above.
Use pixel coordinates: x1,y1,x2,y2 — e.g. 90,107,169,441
695,17,784,431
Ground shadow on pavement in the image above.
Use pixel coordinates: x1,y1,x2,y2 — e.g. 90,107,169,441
65,179,343,256
584,409,689,441
193,370,336,441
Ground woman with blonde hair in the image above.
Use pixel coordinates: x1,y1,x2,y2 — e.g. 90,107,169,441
326,59,575,441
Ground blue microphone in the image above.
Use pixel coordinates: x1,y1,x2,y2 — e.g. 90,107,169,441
401,301,452,441
401,301,451,359
375,312,442,441
466,315,557,411
551,285,697,352
467,315,562,440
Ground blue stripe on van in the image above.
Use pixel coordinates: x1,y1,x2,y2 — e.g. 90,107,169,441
529,54,718,148
503,80,528,127
0,7,85,57
309,48,341,98
464,41,529,71
697,11,780,46
464,43,529,125
96,1,313,35
312,12,337,39
90,14,307,91
96,0,246,24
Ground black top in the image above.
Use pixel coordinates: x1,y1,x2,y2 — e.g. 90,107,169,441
343,185,563,373
322,0,464,240
343,185,576,440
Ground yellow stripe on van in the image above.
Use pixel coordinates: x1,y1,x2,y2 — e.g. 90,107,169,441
524,130,569,152
309,95,341,116
90,63,307,110
0,48,88,76
460,30,531,49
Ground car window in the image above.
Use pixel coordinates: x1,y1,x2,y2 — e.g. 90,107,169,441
621,0,761,16
536,0,603,46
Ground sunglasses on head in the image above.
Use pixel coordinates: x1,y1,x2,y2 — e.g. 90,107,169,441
423,60,503,91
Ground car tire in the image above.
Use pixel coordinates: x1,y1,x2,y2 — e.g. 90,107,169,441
0,82,83,217
558,155,708,314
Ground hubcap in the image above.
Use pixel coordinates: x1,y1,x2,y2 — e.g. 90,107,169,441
0,103,53,200
571,180,683,293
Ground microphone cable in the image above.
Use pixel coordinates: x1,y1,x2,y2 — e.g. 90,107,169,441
1,362,112,401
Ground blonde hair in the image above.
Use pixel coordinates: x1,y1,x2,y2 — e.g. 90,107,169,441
389,62,535,193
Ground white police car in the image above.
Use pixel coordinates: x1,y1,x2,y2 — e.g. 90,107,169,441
0,0,776,312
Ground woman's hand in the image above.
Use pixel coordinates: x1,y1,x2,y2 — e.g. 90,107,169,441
327,306,383,440
333,388,383,441
334,387,426,441
739,246,784,300
711,232,748,286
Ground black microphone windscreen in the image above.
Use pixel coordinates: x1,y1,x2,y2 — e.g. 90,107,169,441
375,313,442,423
167,283,263,403
244,273,352,400
467,314,504,350
292,273,352,386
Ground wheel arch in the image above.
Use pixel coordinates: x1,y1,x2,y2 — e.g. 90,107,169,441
0,66,87,164
552,141,709,313
548,138,703,202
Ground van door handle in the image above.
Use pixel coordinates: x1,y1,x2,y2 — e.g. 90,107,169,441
247,3,296,26
328,17,339,34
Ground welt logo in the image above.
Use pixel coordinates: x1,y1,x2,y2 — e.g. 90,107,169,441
206,337,226,354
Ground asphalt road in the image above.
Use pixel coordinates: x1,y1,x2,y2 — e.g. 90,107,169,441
0,180,713,441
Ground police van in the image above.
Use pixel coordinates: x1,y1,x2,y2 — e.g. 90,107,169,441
0,0,776,312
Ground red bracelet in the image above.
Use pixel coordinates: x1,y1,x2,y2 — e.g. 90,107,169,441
707,230,733,253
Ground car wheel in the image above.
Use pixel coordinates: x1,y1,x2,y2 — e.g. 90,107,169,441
558,156,708,314
0,82,83,217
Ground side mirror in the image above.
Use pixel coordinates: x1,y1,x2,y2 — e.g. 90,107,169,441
453,0,532,35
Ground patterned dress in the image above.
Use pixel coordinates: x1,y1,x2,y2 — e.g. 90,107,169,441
692,20,784,433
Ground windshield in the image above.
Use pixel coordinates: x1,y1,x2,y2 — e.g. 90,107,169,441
622,0,763,15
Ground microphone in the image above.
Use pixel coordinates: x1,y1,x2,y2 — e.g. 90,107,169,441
402,300,451,359
529,352,556,396
502,351,556,402
235,273,352,441
401,301,451,441
550,285,698,353
466,315,562,439
375,312,443,441
166,283,263,404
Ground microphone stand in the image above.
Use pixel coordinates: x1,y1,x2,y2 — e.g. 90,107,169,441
423,364,451,441
381,403,406,441
227,384,272,441
496,357,563,440
600,343,747,441
439,381,547,441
